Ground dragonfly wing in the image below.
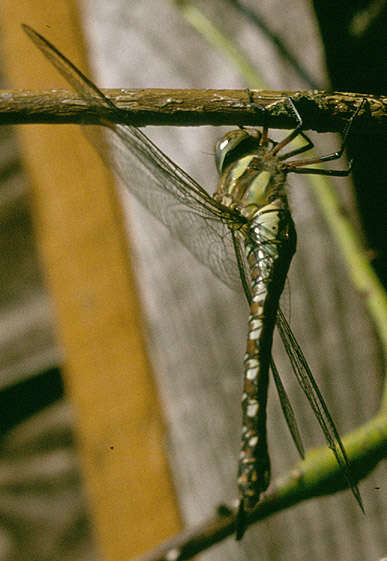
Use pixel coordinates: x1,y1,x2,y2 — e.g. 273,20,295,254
270,356,305,459
102,124,244,291
23,25,243,292
276,308,364,510
230,230,253,304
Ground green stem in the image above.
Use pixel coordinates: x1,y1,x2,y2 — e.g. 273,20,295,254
173,0,266,88
133,411,387,560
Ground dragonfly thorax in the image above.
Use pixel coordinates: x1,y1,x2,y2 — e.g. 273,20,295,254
214,129,288,220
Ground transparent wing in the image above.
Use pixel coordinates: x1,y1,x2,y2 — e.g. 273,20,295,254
23,24,244,291
103,124,244,290
270,356,305,459
276,308,364,510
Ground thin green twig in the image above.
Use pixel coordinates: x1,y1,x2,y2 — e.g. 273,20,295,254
132,410,387,560
173,0,265,89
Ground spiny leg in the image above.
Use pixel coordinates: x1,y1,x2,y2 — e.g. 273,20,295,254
270,97,304,155
274,97,316,159
290,163,354,176
285,98,366,174
278,131,314,161
244,94,310,153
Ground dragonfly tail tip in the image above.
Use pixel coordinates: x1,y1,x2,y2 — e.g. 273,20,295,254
235,500,248,540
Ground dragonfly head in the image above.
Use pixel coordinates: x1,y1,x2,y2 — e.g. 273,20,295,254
215,129,276,175
216,129,259,175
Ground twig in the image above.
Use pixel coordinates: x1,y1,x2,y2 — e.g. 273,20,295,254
131,412,387,561
1,87,386,131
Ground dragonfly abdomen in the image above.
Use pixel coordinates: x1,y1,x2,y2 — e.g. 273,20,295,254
238,201,296,514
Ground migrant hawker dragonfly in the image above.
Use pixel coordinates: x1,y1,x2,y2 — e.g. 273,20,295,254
23,24,363,538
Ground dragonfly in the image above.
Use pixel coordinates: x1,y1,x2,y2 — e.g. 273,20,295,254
23,25,364,538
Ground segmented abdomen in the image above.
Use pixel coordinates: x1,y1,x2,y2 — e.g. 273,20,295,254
238,202,296,512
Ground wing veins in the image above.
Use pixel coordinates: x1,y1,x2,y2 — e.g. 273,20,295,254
276,308,364,510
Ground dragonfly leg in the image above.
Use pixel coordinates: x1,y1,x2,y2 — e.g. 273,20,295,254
290,161,354,176
275,97,315,159
244,89,271,144
278,131,314,160
270,97,304,155
284,98,366,175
